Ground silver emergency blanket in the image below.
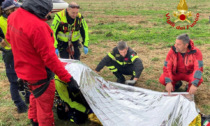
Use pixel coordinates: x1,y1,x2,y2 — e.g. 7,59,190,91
60,59,198,126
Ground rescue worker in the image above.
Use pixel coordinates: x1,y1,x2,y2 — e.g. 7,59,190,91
6,0,79,125
159,34,203,95
0,0,30,113
95,41,144,85
54,75,102,125
54,75,90,124
51,2,89,60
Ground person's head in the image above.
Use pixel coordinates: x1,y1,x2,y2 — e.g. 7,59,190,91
21,0,52,19
67,2,80,19
175,33,190,53
117,41,128,57
1,0,19,16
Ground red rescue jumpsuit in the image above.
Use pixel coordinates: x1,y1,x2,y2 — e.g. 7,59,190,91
159,40,203,91
6,8,72,126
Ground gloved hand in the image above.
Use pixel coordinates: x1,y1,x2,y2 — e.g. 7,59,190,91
125,80,137,86
67,77,80,92
55,48,59,56
83,46,88,54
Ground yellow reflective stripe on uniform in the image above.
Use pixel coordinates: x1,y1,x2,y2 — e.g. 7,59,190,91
71,31,81,41
131,55,139,62
57,32,69,42
107,66,118,72
107,66,115,69
110,68,118,72
133,71,136,76
108,52,123,65
57,32,71,38
108,52,115,60
116,61,123,65
108,52,133,65
70,119,74,122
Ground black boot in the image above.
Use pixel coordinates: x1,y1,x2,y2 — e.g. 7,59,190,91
31,119,39,126
113,72,125,84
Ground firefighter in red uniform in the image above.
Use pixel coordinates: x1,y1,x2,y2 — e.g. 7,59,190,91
159,34,203,95
6,0,79,126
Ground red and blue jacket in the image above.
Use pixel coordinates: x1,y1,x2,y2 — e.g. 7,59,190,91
163,40,203,86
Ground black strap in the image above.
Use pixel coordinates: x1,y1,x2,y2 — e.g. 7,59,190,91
32,79,51,98
29,78,49,86
31,67,54,98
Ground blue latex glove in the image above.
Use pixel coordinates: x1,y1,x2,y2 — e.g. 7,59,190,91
55,48,59,56
83,46,88,54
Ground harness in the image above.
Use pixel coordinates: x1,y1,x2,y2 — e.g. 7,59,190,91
18,68,54,98
59,17,82,59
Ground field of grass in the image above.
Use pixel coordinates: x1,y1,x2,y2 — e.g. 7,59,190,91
0,0,210,125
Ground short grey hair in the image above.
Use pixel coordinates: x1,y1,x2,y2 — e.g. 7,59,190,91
117,41,128,50
177,33,190,44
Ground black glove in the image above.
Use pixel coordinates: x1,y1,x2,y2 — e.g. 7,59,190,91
67,77,80,92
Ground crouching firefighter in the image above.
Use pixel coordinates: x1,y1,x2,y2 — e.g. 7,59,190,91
95,41,144,85
51,2,89,60
54,75,102,124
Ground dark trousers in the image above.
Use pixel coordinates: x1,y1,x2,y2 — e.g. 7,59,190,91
3,52,30,109
106,60,135,82
59,41,81,60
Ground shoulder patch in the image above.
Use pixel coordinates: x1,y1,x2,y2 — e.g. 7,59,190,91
130,54,135,58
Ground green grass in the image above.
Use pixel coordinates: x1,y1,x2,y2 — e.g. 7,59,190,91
201,105,210,114
151,57,159,61
145,79,159,86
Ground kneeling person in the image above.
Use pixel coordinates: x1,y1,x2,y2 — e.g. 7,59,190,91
159,34,203,95
54,75,91,124
95,41,144,85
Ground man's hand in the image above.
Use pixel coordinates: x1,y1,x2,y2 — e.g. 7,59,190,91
0,39,9,48
83,46,88,54
189,84,197,95
166,82,174,95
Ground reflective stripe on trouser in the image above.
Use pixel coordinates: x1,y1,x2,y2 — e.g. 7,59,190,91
159,73,203,91
28,79,55,126
106,60,136,76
